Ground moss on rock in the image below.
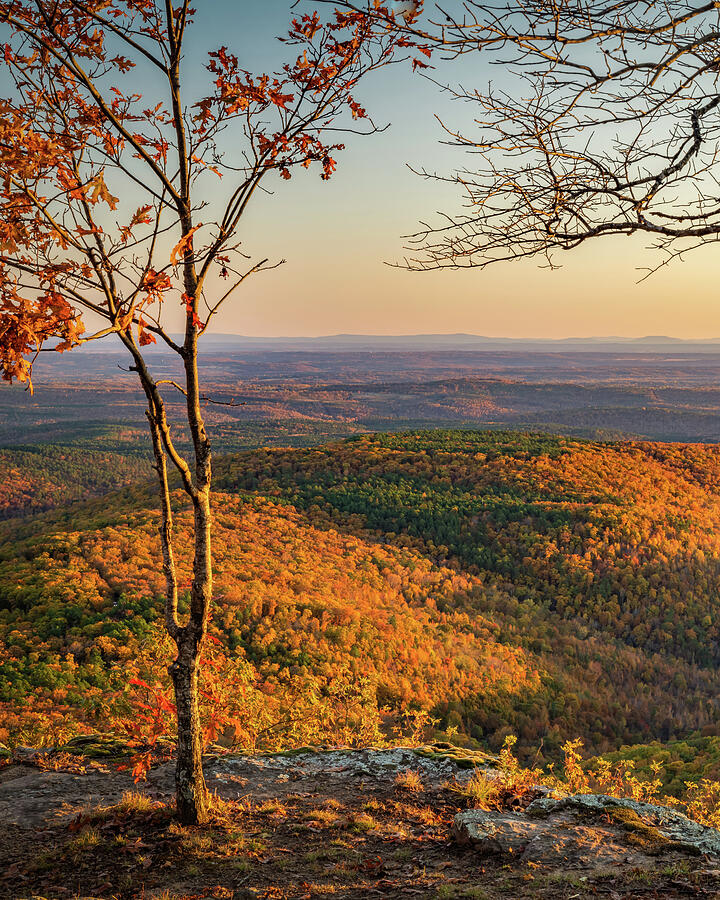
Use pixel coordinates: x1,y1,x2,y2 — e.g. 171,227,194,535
59,734,134,760
606,805,698,856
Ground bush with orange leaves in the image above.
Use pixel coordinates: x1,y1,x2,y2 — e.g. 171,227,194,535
459,735,720,830
107,623,389,779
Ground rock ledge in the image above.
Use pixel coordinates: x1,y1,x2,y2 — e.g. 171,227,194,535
454,792,720,869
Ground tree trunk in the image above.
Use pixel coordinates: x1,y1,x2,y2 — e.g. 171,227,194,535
171,639,209,825
171,483,213,825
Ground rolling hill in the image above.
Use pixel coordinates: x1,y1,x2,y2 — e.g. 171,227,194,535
2,430,720,786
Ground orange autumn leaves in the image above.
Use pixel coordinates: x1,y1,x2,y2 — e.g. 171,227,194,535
0,2,426,388
8,432,720,769
0,489,535,758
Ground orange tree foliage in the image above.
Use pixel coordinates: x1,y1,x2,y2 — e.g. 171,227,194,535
221,431,720,668
0,446,149,518
0,491,535,752
4,430,720,773
0,1,422,382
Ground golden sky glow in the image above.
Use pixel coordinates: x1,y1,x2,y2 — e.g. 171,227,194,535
48,1,719,342
179,2,720,341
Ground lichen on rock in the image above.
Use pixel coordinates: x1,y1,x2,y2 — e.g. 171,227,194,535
454,792,720,869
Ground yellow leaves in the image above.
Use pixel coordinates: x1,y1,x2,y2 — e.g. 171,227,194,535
54,316,86,352
170,225,201,266
86,170,118,210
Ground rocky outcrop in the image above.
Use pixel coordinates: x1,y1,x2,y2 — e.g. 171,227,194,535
529,794,720,857
453,792,720,869
0,743,490,828
3,743,720,900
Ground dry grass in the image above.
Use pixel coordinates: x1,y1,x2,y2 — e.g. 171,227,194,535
4,746,719,900
395,769,424,793
114,790,157,815
304,806,343,827
458,771,502,809
67,826,102,853
349,811,379,833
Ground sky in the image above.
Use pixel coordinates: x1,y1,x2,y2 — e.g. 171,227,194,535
15,1,720,340
177,1,720,341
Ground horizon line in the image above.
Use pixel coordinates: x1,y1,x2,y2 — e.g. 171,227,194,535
194,332,720,342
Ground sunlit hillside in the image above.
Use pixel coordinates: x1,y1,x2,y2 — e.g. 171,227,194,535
0,446,150,518
3,431,720,786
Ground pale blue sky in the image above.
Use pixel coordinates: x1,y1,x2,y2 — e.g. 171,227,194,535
188,1,720,340
10,1,720,339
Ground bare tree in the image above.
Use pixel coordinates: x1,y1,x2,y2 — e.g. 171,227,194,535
346,1,720,274
0,0,402,825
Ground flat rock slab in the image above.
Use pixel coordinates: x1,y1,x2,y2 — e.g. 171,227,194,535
521,822,643,868
454,793,720,869
528,793,720,858
0,744,487,827
216,745,488,782
0,769,131,828
453,808,549,855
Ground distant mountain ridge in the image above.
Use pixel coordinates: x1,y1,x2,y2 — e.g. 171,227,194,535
58,332,720,354
188,333,720,353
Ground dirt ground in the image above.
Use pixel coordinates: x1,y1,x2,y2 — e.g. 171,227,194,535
2,746,720,900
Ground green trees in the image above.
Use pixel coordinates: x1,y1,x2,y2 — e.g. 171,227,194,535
4,429,720,767
0,0,406,823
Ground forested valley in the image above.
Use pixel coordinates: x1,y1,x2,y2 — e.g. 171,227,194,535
3,430,720,797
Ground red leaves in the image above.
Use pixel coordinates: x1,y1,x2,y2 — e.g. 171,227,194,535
112,54,135,74
56,167,119,209
119,676,177,781
120,205,153,243
181,292,205,330
321,155,338,180
130,753,154,781
211,45,239,74
0,269,85,392
141,269,172,294
291,12,321,42
200,63,297,122
193,5,409,185
112,626,249,780
412,44,433,71
203,711,224,745
268,87,294,110
140,269,172,307
347,98,366,120
137,317,156,346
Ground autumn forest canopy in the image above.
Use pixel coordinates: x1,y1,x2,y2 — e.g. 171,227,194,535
5,0,720,851
3,429,720,794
